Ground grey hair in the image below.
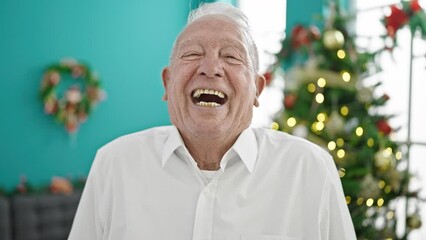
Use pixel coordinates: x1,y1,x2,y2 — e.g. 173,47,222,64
170,2,259,73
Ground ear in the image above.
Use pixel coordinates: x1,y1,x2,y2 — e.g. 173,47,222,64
254,74,266,107
161,67,170,101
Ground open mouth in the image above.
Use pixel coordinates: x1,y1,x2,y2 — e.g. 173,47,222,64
191,88,227,107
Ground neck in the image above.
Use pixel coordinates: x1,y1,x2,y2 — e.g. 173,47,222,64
180,131,239,171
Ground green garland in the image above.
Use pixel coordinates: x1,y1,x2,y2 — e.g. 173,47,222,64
40,59,105,133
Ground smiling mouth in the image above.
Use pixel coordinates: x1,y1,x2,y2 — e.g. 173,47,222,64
191,88,227,107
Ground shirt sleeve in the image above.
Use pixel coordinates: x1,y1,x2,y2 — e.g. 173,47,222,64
68,150,105,240
319,153,357,240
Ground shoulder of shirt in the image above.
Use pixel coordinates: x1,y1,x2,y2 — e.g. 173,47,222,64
97,125,173,154
251,127,337,179
252,127,329,155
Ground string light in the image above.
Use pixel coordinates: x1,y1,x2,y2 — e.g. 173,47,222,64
366,198,374,207
378,180,386,189
338,168,346,177
271,122,279,130
340,106,349,116
337,49,346,59
337,149,345,158
315,93,325,103
336,138,344,147
317,78,326,88
317,113,327,122
367,138,374,147
385,185,392,193
341,71,351,82
287,117,296,127
355,127,364,136
307,83,316,93
377,198,384,207
316,121,324,131
385,147,393,156
356,197,364,205
396,151,402,160
328,141,336,150
345,196,351,204
386,211,394,220
311,122,324,132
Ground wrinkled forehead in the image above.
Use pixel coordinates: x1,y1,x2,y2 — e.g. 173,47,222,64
176,15,250,51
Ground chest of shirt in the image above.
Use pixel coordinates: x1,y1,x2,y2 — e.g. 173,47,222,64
99,153,325,240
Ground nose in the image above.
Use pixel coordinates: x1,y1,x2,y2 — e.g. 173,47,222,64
197,54,224,78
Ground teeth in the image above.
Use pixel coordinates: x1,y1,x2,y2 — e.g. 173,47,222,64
196,101,220,107
192,89,225,99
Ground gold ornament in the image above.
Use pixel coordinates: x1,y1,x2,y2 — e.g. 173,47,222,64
325,111,345,136
360,174,381,199
374,148,394,171
323,29,345,49
407,214,422,229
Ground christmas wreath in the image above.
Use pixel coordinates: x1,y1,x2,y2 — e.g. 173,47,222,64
40,59,106,133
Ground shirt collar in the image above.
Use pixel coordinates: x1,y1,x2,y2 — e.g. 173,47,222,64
162,126,186,168
230,127,258,173
162,126,258,173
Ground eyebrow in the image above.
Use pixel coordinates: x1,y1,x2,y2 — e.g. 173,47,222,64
178,38,247,54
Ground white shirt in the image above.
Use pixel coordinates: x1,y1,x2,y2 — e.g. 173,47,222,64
69,126,356,240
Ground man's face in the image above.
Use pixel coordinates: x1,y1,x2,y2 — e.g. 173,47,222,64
162,15,264,139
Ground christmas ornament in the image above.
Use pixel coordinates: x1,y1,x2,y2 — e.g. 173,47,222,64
291,25,311,49
385,169,402,192
40,59,106,133
411,0,422,13
384,0,426,42
323,29,345,49
385,5,409,38
325,111,345,136
284,93,297,109
376,119,392,135
360,174,381,199
407,214,422,229
374,148,394,171
290,25,322,49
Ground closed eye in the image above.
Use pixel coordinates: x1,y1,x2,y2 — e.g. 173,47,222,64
181,52,203,60
223,55,243,64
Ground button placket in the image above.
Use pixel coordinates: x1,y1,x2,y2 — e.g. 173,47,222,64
192,177,220,240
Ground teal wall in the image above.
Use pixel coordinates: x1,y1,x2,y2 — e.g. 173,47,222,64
286,0,323,33
0,0,321,192
191,0,236,10
0,0,189,191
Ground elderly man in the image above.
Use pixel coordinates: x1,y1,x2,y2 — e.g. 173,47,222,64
69,2,356,240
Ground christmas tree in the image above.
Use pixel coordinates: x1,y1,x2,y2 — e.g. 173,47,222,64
267,1,425,239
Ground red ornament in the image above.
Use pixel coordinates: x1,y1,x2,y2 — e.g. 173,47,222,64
291,25,311,49
385,5,409,38
382,94,390,101
263,72,273,86
411,0,422,13
376,119,392,135
284,93,297,109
